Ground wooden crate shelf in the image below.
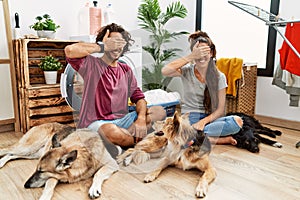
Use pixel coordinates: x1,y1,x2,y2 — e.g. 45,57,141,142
13,39,78,133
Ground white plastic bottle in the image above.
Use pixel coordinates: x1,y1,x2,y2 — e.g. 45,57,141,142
78,2,90,35
104,3,116,25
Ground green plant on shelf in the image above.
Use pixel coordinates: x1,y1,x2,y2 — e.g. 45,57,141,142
29,14,60,31
38,55,63,71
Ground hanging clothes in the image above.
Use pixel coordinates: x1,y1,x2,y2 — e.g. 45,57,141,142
278,22,300,76
272,63,300,107
216,58,243,97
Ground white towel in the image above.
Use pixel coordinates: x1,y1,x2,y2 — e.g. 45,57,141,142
144,89,181,105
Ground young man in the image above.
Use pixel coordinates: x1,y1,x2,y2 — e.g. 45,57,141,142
65,23,166,147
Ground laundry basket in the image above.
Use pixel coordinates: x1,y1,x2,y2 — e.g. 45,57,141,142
225,65,257,116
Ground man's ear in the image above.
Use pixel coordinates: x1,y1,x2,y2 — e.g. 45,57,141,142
56,150,78,171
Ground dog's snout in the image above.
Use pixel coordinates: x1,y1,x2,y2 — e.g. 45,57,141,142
251,146,259,153
24,180,31,188
155,131,164,136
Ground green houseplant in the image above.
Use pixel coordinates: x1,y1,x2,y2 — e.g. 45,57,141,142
30,14,60,39
39,55,63,84
138,0,188,90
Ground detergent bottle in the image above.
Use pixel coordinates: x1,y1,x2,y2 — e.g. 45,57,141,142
89,1,102,35
78,1,102,35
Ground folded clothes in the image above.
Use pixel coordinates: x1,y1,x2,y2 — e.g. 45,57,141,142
144,89,181,106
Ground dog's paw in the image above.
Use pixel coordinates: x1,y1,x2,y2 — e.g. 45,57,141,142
272,142,283,148
132,150,150,165
144,173,157,183
195,180,208,198
117,153,132,166
88,183,102,199
274,130,282,136
123,155,133,166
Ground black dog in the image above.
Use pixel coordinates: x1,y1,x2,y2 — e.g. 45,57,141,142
227,112,283,153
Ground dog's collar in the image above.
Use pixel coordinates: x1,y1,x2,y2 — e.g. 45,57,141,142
182,139,196,149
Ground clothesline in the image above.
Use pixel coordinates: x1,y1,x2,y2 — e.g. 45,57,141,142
228,1,300,59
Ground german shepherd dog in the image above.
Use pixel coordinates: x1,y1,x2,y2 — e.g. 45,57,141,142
0,123,74,168
227,112,283,153
117,112,216,198
0,123,119,200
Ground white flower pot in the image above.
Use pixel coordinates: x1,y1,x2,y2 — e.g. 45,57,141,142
37,30,56,39
44,71,58,84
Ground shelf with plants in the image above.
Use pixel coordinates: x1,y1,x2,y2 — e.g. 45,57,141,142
13,39,78,132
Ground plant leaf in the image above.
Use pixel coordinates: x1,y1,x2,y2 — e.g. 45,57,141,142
161,1,187,25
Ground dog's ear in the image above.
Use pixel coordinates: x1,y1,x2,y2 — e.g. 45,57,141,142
51,133,61,148
173,112,181,132
56,150,78,171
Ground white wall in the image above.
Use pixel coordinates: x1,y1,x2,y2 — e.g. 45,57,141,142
202,0,269,69
0,2,14,120
8,0,195,39
1,0,299,123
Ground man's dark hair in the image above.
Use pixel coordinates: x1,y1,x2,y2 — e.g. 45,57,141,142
96,23,134,54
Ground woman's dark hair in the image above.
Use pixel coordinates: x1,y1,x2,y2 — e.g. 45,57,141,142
95,23,134,54
188,31,219,114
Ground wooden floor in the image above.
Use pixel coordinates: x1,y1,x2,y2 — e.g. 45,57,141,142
0,125,299,200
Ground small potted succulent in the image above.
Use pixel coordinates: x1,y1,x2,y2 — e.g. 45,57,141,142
39,55,63,84
29,14,60,39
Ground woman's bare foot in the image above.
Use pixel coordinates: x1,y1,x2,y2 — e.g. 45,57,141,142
208,136,237,145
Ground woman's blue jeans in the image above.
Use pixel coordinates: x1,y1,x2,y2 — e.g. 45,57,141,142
188,112,241,137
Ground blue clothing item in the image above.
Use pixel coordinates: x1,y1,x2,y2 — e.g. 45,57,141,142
88,111,137,132
188,112,241,137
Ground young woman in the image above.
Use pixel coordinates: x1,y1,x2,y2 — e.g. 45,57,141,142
161,31,243,145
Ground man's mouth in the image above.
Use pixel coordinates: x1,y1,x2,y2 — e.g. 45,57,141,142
111,50,121,56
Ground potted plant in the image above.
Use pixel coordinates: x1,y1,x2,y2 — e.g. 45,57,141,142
39,55,63,84
138,0,188,91
29,14,60,39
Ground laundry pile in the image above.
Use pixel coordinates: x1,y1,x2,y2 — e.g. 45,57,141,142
144,89,181,106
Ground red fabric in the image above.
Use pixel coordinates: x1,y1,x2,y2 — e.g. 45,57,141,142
279,22,300,76
66,55,144,128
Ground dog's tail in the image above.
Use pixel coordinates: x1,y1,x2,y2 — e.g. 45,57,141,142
0,148,11,158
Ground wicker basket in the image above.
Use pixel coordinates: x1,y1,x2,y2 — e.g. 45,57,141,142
225,65,257,116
